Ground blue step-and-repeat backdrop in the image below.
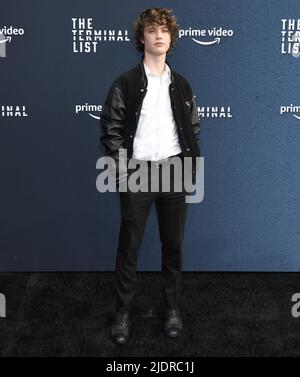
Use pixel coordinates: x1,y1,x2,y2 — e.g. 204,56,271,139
1,0,300,271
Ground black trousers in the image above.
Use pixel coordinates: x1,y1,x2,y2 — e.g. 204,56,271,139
114,153,188,312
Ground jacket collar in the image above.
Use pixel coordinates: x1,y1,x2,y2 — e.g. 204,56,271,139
138,56,174,88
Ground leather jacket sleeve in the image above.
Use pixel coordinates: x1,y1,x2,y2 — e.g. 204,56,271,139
100,82,128,185
100,82,126,155
190,94,201,142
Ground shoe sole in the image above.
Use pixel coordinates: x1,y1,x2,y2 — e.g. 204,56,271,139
113,338,128,345
165,327,182,338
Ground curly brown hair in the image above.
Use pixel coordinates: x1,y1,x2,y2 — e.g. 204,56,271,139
133,8,180,55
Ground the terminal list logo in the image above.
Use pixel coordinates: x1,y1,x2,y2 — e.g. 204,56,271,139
280,104,300,120
281,19,300,58
0,26,24,58
199,106,232,118
179,26,234,46
1,105,28,117
72,18,130,53
75,102,102,119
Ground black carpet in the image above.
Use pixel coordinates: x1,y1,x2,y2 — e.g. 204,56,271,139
0,272,300,357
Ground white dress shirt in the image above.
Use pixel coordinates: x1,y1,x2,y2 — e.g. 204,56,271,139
132,61,182,161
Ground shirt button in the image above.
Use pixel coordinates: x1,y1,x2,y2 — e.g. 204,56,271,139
179,127,183,130
140,88,144,92
186,148,190,151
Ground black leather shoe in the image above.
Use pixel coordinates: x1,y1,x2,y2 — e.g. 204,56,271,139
111,310,130,345
164,309,183,338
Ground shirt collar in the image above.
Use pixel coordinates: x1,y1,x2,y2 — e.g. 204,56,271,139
143,61,170,81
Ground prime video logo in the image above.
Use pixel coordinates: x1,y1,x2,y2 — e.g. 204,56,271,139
178,27,233,46
0,26,24,57
280,104,300,120
0,293,6,318
96,150,204,203
75,103,102,119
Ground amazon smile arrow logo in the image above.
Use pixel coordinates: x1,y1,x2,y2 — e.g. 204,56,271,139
192,37,220,45
89,113,100,120
0,36,11,43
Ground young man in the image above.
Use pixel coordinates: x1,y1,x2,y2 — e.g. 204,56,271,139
100,7,201,345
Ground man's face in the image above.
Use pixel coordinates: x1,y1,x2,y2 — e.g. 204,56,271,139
141,23,171,56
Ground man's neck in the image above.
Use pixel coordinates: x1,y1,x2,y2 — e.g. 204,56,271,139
143,53,166,77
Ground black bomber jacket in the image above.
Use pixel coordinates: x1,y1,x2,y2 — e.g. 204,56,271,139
100,56,201,183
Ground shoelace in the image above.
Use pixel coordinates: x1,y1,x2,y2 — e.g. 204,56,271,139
167,309,179,319
117,312,129,325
